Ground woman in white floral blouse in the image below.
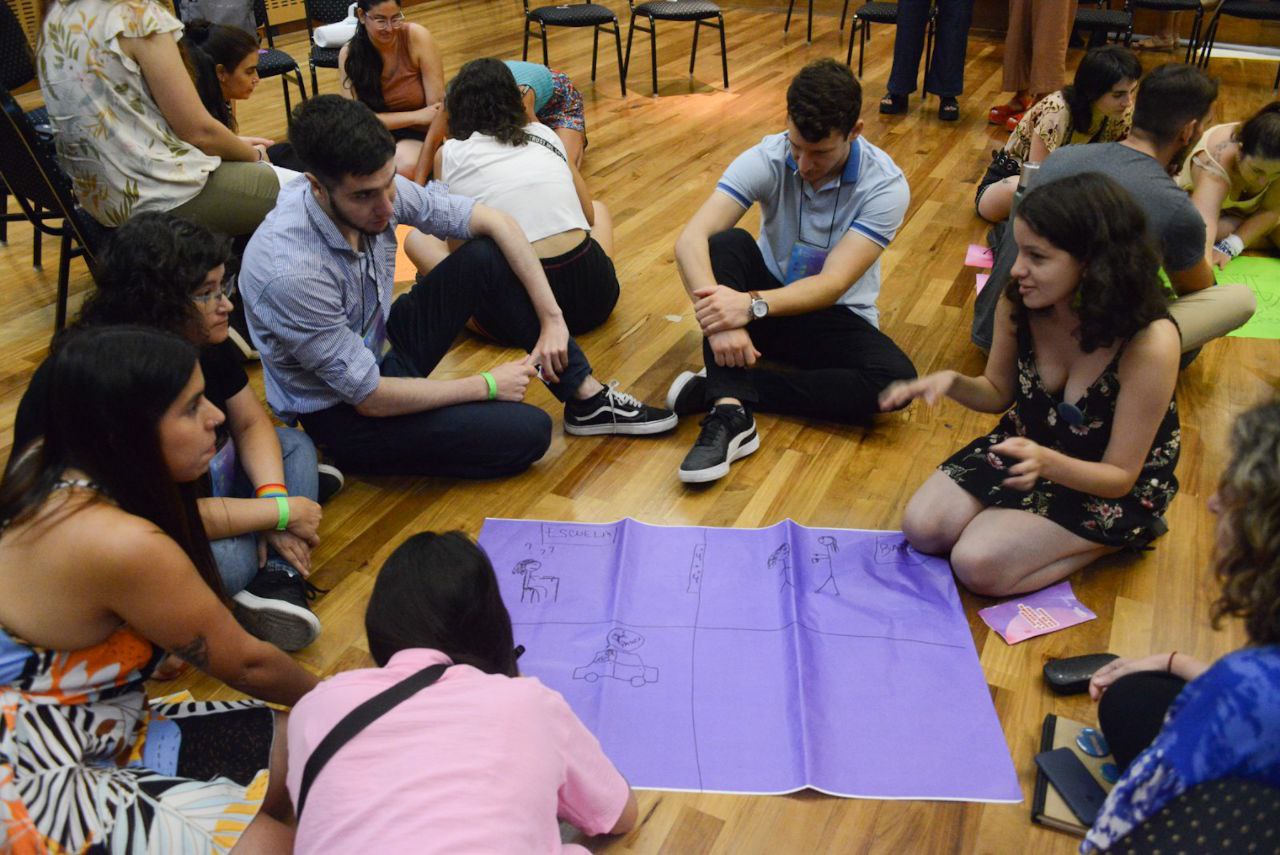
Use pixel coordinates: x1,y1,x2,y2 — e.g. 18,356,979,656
38,0,278,234
880,173,1181,598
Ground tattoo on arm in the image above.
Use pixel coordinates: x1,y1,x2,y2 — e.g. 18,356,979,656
171,635,210,670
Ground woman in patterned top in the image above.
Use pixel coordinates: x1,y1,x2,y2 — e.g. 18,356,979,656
1083,399,1280,852
881,173,1181,597
38,0,279,234
0,326,317,852
977,46,1141,223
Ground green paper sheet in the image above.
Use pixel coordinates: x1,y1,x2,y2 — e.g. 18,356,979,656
1214,255,1280,340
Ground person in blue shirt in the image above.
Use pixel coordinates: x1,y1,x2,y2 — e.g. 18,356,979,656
667,59,916,484
1083,398,1280,852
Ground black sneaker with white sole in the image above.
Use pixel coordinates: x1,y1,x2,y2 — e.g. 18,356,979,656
679,404,760,484
232,563,322,651
564,381,678,436
317,462,344,504
666,369,708,416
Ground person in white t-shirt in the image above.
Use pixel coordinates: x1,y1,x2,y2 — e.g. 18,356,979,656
409,58,619,337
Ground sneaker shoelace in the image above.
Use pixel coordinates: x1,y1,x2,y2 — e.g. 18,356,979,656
694,409,734,447
602,380,643,411
264,563,327,600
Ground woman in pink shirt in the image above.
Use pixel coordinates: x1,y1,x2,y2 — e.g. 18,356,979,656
286,531,639,852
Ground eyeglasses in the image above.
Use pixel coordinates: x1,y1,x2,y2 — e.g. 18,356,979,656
191,281,237,306
367,13,405,28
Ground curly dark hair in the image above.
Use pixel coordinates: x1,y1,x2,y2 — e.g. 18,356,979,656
1212,399,1280,646
1005,172,1170,353
289,95,396,184
77,212,232,342
1062,46,1141,139
445,58,528,147
342,0,401,112
786,58,861,142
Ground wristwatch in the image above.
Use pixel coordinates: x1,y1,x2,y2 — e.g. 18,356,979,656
748,291,769,321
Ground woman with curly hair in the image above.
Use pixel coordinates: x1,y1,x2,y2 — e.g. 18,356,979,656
1083,399,1280,852
412,58,617,337
11,213,335,652
337,0,444,178
880,172,1181,596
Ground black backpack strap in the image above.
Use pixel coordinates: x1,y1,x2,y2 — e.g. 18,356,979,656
295,663,449,817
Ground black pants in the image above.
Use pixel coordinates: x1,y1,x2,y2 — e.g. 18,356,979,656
887,0,975,99
700,229,917,424
301,238,593,478
1098,670,1187,772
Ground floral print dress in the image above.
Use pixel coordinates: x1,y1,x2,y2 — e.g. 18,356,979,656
0,622,274,853
940,322,1179,547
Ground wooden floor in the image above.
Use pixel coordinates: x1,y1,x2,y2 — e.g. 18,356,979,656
4,3,1279,851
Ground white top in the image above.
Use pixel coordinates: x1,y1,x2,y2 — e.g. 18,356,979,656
39,0,220,226
440,123,589,242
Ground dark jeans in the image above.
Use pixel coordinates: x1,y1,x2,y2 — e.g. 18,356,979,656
1098,670,1187,772
300,238,594,478
701,229,917,424
887,0,975,99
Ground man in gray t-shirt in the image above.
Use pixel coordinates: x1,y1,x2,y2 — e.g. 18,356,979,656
973,64,1255,353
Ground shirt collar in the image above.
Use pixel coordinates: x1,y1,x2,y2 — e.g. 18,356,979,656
783,136,862,189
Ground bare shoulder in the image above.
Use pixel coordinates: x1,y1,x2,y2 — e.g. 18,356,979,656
62,502,189,580
407,21,437,48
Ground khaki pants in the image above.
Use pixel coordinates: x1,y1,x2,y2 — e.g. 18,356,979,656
170,161,279,236
1002,0,1079,94
1168,283,1257,352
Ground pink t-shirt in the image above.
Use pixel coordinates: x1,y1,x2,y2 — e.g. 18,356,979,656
286,648,630,853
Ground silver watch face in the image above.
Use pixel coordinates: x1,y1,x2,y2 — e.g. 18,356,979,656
752,299,768,318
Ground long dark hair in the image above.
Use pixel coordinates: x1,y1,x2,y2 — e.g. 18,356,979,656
1006,172,1170,353
1062,46,1141,138
1212,399,1280,646
445,58,528,146
0,326,223,597
365,531,518,676
78,212,233,343
181,19,258,131
343,0,400,112
1237,102,1280,161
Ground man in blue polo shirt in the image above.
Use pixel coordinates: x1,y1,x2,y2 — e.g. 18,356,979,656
667,59,916,484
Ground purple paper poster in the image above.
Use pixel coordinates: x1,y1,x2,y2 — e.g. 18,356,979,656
978,581,1097,644
479,518,1021,802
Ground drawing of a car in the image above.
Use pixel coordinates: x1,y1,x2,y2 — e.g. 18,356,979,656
573,649,658,687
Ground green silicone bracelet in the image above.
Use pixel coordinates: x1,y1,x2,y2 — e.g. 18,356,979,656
481,371,498,401
275,496,289,532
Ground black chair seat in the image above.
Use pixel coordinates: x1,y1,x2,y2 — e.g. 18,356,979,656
855,2,899,24
1215,0,1280,19
1075,7,1131,27
257,48,300,77
634,0,722,21
310,45,340,69
530,2,617,26
1131,0,1200,9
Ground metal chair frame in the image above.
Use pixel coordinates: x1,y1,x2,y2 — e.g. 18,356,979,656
1196,0,1280,91
847,2,935,81
784,0,853,44
623,0,729,96
522,0,626,97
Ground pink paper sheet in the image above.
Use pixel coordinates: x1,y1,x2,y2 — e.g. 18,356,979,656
965,244,994,269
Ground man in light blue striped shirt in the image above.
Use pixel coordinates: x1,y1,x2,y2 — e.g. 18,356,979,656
239,97,674,478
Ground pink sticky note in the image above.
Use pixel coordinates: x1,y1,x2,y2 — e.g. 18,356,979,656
965,244,994,269
978,581,1097,644
976,273,990,294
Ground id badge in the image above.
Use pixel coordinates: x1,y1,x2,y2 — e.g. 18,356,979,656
208,439,237,498
361,308,390,364
784,241,829,284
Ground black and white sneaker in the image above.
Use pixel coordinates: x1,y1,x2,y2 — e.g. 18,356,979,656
679,404,759,484
666,369,708,416
232,563,322,651
564,381,678,436
317,463,344,504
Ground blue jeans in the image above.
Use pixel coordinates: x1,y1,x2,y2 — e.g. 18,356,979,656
209,427,319,594
886,0,975,99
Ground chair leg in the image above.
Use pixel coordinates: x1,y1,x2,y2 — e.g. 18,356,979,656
310,62,319,95
624,13,637,88
924,16,935,85
55,231,71,331
858,18,868,77
0,188,8,246
614,20,627,96
846,18,856,65
649,18,658,95
593,24,601,81
1184,9,1202,66
691,20,701,75
840,0,849,33
541,24,550,66
32,208,43,271
523,18,531,60
281,77,293,125
784,0,796,33
718,15,728,89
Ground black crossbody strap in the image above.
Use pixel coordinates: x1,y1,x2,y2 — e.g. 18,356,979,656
295,663,448,817
523,130,568,164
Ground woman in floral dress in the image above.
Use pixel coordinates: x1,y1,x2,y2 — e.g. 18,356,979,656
880,172,1181,597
